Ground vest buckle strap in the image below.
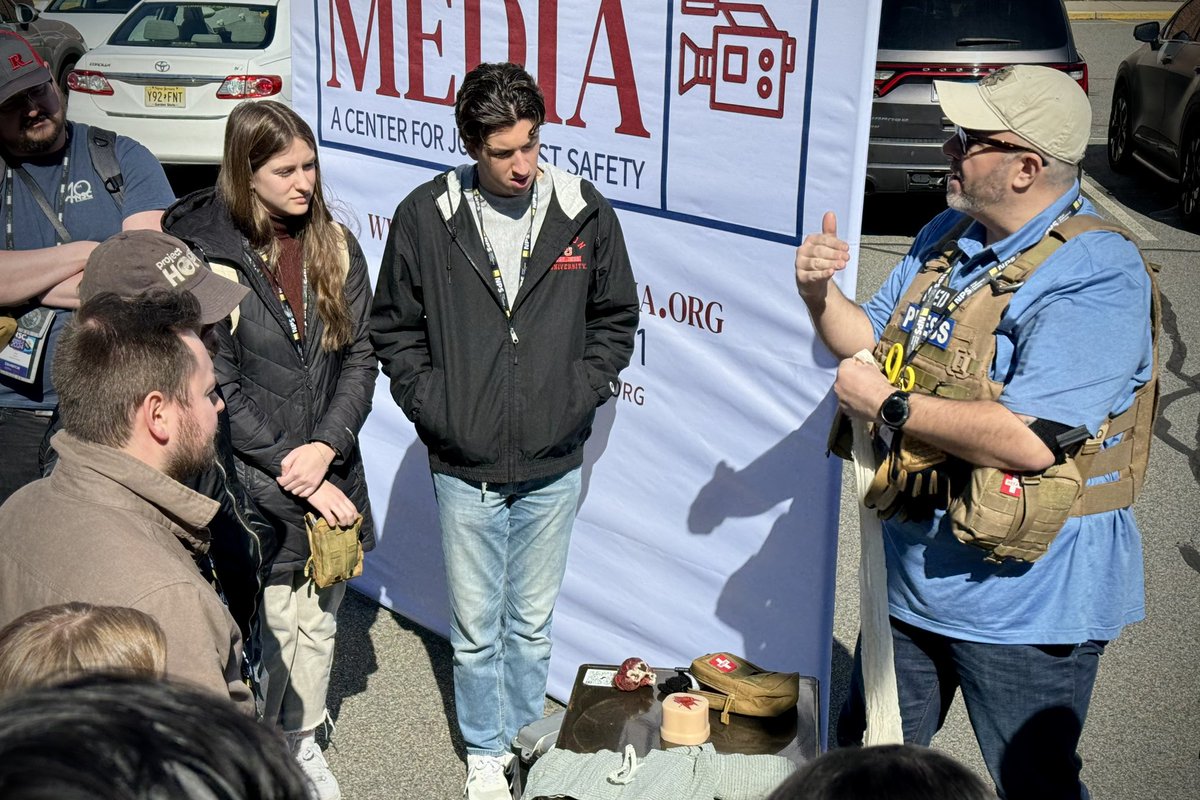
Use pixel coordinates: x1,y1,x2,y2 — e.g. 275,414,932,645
949,349,972,378
989,275,1025,295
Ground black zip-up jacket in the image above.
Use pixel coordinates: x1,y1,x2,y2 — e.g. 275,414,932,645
164,190,377,575
371,165,639,484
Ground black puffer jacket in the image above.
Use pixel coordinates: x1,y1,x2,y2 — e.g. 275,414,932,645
164,190,376,575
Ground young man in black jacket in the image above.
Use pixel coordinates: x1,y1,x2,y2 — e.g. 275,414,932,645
371,62,638,800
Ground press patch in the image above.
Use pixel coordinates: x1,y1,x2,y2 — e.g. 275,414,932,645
898,303,956,350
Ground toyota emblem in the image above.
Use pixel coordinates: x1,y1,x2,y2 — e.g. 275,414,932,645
155,61,170,73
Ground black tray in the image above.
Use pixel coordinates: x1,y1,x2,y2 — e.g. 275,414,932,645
555,664,820,765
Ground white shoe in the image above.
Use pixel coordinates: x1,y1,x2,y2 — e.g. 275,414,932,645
288,731,341,800
464,753,516,800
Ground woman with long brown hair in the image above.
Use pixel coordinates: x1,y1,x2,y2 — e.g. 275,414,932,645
164,100,375,800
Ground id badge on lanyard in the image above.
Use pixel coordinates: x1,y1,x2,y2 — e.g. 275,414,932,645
0,158,72,384
0,307,55,383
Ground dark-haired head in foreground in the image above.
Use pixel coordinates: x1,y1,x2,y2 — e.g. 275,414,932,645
0,673,310,800
767,744,996,800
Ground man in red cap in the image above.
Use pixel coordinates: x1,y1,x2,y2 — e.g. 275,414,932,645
0,31,174,504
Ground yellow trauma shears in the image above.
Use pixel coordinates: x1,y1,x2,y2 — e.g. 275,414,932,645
884,342,916,391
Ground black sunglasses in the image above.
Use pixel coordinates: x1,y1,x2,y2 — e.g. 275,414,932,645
954,126,1048,166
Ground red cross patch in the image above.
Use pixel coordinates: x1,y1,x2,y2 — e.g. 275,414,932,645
1000,473,1022,498
709,655,738,673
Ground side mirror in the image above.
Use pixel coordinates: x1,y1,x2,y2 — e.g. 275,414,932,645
1134,21,1161,46
14,3,39,26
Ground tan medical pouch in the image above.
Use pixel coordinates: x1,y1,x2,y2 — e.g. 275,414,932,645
948,460,1083,563
689,652,800,725
303,513,364,589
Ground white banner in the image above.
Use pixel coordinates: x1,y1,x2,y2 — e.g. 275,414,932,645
292,0,880,730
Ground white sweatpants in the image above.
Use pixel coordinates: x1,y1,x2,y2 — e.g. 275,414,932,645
259,570,346,733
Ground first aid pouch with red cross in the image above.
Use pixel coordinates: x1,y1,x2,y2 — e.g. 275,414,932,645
947,460,1083,564
688,652,800,725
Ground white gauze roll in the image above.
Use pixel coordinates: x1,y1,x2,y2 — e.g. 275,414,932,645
849,348,904,745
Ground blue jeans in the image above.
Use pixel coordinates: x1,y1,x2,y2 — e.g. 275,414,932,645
840,617,1105,800
433,467,581,756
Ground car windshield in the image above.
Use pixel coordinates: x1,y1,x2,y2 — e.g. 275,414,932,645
44,0,140,12
109,3,277,49
878,0,1070,51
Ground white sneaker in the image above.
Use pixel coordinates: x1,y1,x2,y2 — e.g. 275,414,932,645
288,731,341,800
464,753,516,800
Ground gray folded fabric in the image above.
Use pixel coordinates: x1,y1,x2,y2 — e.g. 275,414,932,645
521,742,795,800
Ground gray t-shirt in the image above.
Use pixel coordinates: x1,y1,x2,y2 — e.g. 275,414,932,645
468,169,553,307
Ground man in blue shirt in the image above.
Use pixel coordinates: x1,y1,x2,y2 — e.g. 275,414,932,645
795,65,1153,798
0,32,174,504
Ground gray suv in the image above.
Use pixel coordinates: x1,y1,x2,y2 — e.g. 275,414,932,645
868,0,1086,195
1,1,88,90
1107,0,1200,228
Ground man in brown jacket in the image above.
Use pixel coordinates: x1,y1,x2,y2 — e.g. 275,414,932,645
0,289,253,712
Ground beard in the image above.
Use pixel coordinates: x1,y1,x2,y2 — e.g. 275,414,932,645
16,107,66,155
945,160,1011,215
165,408,217,483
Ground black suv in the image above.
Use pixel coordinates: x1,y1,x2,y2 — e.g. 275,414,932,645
1107,0,1200,228
868,0,1087,195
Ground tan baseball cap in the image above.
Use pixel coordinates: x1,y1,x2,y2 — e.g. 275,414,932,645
935,65,1091,165
81,230,248,326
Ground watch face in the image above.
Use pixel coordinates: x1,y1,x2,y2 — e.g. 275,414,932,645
881,392,909,427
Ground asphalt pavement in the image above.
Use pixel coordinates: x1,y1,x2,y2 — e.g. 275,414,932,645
316,4,1199,799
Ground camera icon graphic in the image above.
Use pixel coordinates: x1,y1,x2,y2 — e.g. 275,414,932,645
678,0,797,118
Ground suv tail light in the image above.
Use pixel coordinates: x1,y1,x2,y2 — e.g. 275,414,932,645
874,61,1088,98
216,75,282,99
874,64,991,98
66,70,113,96
1055,61,1088,94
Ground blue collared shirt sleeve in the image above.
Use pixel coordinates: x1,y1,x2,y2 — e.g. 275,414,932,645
861,208,970,340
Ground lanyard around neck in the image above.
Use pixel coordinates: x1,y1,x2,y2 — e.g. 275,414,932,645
254,243,307,355
274,272,305,352
5,152,72,249
902,197,1083,365
470,168,539,320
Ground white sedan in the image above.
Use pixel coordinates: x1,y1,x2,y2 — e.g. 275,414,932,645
66,0,290,164
38,0,141,49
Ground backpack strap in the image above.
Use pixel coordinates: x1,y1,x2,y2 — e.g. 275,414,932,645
86,127,124,211
209,260,243,333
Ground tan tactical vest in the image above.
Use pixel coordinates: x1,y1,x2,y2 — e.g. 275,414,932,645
861,214,1160,557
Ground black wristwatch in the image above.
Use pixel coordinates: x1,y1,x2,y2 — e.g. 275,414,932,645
879,390,911,429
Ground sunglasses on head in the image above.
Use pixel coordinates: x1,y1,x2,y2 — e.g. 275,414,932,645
954,126,1048,166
